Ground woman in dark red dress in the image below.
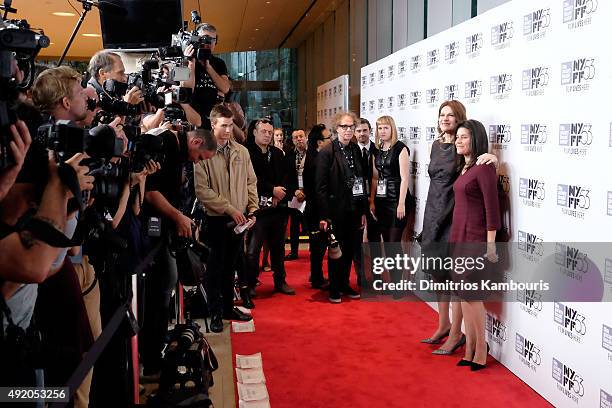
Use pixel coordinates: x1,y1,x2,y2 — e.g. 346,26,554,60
450,120,500,371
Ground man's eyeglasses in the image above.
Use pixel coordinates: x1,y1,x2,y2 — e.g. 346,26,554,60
337,124,356,131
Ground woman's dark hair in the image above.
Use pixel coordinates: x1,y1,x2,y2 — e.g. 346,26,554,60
456,119,489,172
306,123,327,156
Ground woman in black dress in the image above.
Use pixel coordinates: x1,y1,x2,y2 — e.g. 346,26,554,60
369,115,412,243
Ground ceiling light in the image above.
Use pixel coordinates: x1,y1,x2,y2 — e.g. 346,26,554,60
52,12,76,17
260,16,264,19
255,28,259,31
266,1,270,3
82,33,101,37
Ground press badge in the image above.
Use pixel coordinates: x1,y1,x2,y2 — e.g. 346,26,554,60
298,175,304,189
376,179,388,197
352,177,365,196
147,217,161,237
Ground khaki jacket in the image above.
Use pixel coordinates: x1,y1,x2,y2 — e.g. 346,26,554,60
195,139,259,217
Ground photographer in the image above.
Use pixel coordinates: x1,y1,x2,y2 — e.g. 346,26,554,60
87,50,143,106
0,66,98,288
141,127,216,378
182,23,230,130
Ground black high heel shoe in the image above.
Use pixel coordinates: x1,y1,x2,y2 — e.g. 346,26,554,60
420,329,451,344
470,343,490,371
457,359,472,367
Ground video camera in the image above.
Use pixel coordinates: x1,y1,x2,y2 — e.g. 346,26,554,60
0,0,49,170
35,120,123,163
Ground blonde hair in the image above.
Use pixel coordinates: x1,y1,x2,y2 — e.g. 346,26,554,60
32,66,82,113
375,115,398,149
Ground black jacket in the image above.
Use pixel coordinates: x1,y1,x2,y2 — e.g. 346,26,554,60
247,144,297,211
315,140,368,222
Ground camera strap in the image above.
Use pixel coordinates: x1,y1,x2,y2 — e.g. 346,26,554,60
57,161,85,212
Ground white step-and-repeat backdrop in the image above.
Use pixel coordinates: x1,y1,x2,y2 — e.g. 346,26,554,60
317,74,349,130
360,0,611,406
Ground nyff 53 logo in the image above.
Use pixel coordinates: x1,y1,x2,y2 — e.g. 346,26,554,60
521,124,548,146
559,123,593,146
445,41,460,62
444,84,459,100
378,98,384,111
555,244,589,279
563,0,598,27
486,314,508,345
427,49,439,67
557,184,590,218
369,72,375,85
517,289,543,316
426,127,437,142
387,96,394,110
409,127,421,143
523,8,551,39
426,88,439,104
398,60,407,75
465,33,483,56
490,74,513,97
410,55,422,72
398,93,407,109
410,91,422,106
489,124,511,149
387,64,394,79
398,127,407,142
491,21,513,47
515,333,542,369
554,302,587,337
519,178,545,206
561,58,595,92
552,358,585,400
522,66,550,95
518,230,544,257
378,68,384,82
464,80,482,101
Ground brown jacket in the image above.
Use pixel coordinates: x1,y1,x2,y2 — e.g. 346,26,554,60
195,139,259,217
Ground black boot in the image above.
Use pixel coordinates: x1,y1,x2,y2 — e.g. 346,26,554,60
210,314,223,333
240,287,255,309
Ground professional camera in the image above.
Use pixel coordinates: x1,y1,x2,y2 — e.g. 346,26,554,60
0,3,49,169
35,120,123,162
158,320,217,393
98,79,139,116
128,132,165,173
312,222,342,260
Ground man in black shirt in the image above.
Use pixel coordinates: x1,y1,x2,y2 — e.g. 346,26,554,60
140,128,216,377
245,119,297,297
182,23,230,130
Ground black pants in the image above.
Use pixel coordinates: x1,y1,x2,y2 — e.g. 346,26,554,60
288,208,306,254
328,212,361,294
352,210,381,286
140,238,177,374
204,216,244,316
309,229,327,285
246,211,288,288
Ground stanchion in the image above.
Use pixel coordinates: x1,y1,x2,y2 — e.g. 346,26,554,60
131,273,139,405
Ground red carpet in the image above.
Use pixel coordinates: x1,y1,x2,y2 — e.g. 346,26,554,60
231,251,551,407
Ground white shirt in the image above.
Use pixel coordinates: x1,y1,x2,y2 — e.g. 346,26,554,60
358,140,372,153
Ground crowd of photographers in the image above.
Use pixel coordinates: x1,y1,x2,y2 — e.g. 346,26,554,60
0,13,278,405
